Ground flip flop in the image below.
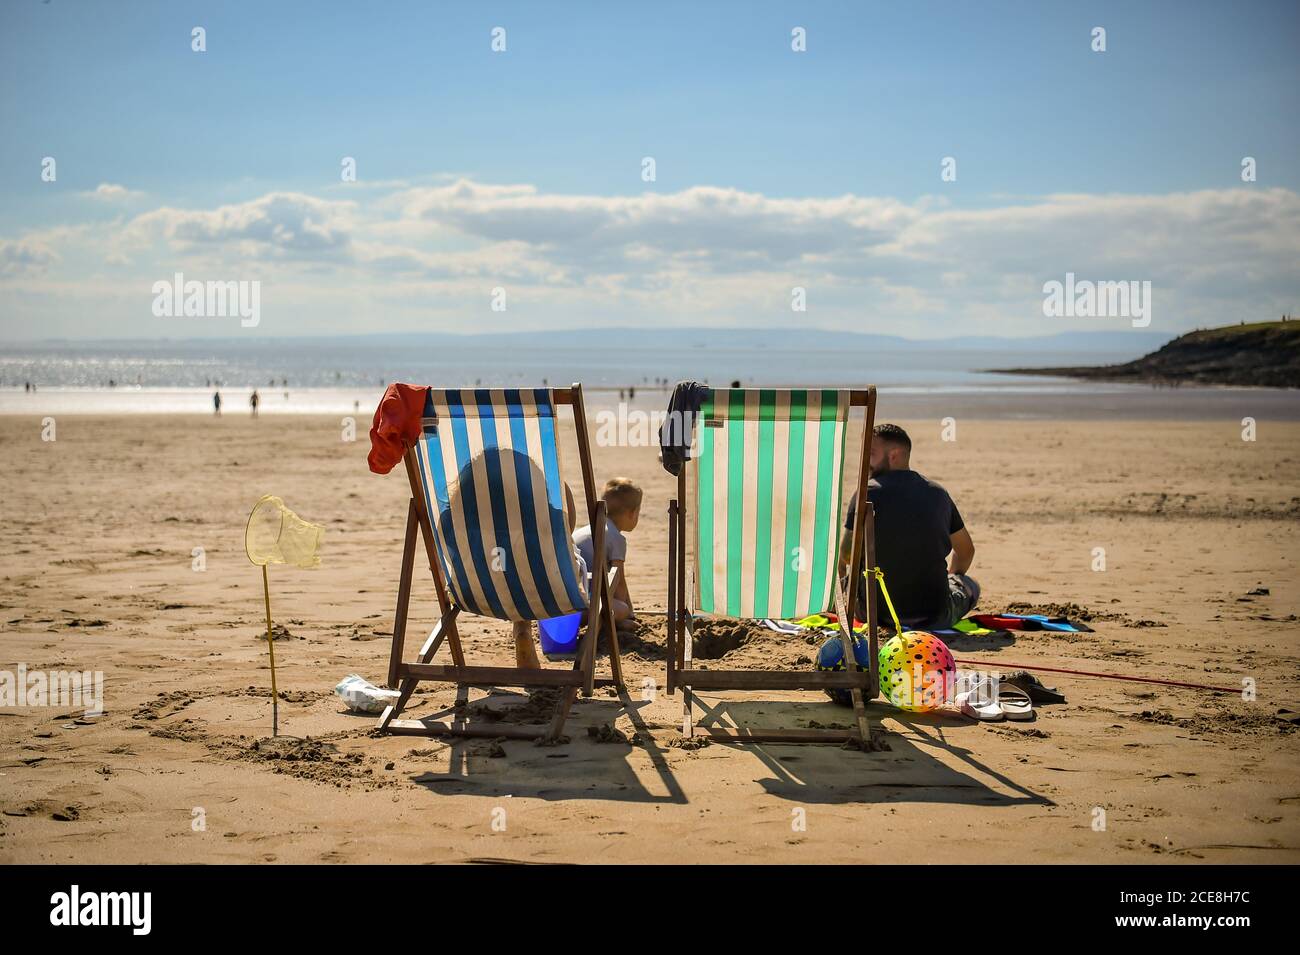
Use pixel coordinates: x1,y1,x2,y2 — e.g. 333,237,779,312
998,685,1034,721
956,689,1004,721
1001,670,1067,704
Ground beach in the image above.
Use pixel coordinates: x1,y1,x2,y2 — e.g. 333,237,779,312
1,407,1297,864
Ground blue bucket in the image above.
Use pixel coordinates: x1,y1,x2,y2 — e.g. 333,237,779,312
538,612,581,655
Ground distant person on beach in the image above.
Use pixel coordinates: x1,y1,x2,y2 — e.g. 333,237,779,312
249,390,260,417
213,391,222,416
838,423,978,630
572,477,642,632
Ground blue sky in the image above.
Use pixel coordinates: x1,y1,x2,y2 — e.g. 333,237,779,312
1,0,1297,340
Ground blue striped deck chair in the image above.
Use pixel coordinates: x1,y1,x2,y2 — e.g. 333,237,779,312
666,386,885,749
377,384,623,742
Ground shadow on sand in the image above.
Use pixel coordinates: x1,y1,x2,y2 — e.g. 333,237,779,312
706,699,1047,807
404,686,1050,810
407,688,687,804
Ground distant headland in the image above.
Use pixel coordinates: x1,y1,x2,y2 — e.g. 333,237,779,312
992,320,1300,389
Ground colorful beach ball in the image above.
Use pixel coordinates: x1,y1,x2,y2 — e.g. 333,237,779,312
878,631,956,712
815,634,873,707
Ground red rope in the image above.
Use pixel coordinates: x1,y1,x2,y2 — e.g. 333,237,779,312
952,658,1238,694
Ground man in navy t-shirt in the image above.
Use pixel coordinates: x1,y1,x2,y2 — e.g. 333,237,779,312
838,423,979,630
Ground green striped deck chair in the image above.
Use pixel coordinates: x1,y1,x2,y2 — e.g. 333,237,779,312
377,383,623,743
666,386,884,747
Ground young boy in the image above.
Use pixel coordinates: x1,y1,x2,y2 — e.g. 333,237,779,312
573,477,641,631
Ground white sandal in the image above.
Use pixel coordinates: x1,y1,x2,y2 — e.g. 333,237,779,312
998,685,1034,721
956,688,1004,721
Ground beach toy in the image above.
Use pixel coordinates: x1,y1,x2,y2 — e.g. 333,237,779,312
538,612,582,656
245,495,324,736
878,631,956,712
815,633,872,706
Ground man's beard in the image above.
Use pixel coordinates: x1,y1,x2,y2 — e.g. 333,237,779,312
873,457,891,476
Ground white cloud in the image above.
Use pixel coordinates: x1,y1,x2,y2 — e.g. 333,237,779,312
397,179,917,271
2,180,1297,337
0,237,59,276
83,183,144,202
126,192,356,259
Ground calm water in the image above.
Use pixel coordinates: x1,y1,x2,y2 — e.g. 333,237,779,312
1,338,1296,420
0,337,1130,389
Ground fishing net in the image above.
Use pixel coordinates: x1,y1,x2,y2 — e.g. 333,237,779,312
245,495,324,568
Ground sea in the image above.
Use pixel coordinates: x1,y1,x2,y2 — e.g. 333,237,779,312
1,336,1296,421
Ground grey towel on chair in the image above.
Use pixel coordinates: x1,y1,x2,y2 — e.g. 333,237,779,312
658,380,710,476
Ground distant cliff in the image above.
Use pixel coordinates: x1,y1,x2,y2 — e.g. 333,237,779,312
993,321,1300,388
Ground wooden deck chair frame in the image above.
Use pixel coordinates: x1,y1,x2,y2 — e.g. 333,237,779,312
666,386,880,746
377,383,623,742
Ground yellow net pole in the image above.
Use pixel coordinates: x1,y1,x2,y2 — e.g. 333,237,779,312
262,564,279,736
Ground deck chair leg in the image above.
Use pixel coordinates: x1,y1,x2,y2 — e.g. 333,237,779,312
381,649,434,729
603,567,623,687
544,686,578,742
377,706,396,732
378,678,419,731
378,608,459,732
379,640,437,730
848,687,871,748
579,502,609,699
832,575,874,750
864,503,881,700
379,500,423,732
680,587,695,736
580,614,599,699
390,674,420,718
666,497,678,695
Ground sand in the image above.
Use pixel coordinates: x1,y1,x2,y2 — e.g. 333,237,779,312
1,410,1298,864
